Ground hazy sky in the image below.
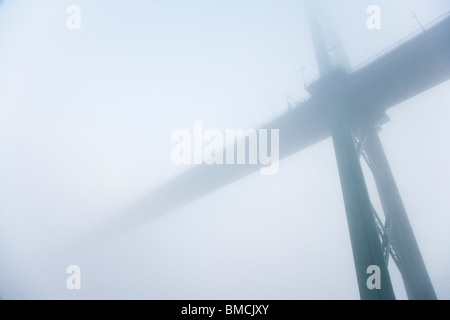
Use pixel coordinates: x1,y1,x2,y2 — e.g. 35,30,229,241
0,0,449,299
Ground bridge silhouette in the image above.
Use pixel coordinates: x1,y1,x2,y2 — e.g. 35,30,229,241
97,3,450,300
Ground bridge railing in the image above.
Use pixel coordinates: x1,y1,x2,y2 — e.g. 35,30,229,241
352,11,450,72
255,95,311,129
305,11,450,86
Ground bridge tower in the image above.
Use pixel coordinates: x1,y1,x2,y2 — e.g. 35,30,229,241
304,0,437,300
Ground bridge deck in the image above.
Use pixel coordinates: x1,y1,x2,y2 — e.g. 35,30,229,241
106,13,450,232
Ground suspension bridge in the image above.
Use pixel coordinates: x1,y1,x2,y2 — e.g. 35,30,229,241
98,2,450,300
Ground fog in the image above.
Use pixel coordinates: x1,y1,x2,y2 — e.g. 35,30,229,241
0,0,449,299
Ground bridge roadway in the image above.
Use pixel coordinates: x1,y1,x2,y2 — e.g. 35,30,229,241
103,12,450,234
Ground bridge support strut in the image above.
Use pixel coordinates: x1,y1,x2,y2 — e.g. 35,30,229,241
361,126,437,300
328,100,396,300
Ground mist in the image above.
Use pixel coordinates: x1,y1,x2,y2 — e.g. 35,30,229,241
0,0,449,299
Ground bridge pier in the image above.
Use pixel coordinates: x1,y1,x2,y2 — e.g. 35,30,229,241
327,100,396,300
363,126,437,300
